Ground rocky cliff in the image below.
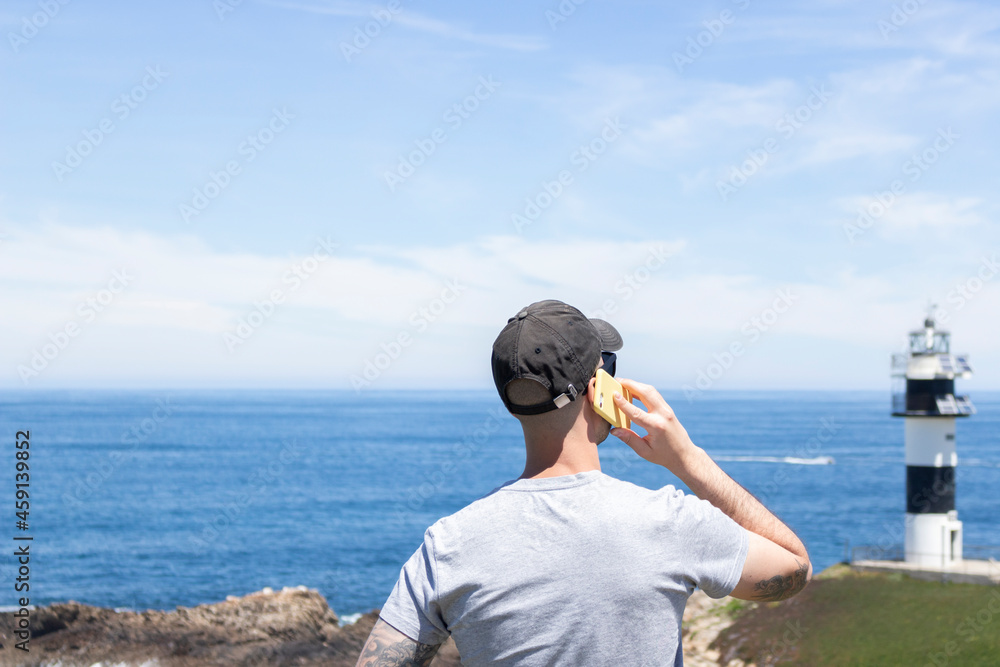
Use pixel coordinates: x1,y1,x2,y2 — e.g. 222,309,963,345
0,587,461,667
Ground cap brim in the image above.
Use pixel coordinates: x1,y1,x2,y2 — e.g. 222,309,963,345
590,318,623,351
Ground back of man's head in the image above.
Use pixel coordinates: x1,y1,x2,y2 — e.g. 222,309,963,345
490,300,622,436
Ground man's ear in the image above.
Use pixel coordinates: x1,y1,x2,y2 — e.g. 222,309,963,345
586,375,597,406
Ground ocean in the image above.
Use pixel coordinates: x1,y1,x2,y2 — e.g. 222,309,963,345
2,389,998,618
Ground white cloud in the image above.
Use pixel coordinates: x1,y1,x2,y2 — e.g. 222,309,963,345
882,193,984,230
876,3,1000,59
262,0,547,52
551,63,907,180
728,4,1000,60
5,223,996,389
551,49,1000,192
838,191,985,237
615,77,797,162
798,132,919,166
0,224,686,387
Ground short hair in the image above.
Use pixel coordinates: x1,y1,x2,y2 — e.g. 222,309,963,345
504,378,586,431
504,378,553,407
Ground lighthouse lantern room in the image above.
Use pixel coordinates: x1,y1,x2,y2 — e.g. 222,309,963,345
891,311,974,568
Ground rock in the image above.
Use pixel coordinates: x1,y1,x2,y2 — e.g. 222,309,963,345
0,589,461,667
682,591,754,667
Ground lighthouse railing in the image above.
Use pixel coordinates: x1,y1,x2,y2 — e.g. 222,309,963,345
962,545,1000,562
890,352,909,375
851,544,904,562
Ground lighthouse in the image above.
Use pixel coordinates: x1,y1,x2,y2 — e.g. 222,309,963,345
891,312,974,568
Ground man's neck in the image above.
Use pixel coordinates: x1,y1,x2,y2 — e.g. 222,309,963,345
519,423,602,479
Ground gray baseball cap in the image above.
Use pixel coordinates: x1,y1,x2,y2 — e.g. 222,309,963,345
491,300,623,415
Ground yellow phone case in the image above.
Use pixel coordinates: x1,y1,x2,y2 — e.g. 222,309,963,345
593,369,631,429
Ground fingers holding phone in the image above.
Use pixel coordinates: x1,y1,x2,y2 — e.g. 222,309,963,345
610,378,699,474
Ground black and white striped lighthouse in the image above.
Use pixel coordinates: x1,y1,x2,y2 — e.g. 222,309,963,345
891,312,975,567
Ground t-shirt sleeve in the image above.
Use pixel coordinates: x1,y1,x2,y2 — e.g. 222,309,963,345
378,530,451,646
671,488,750,599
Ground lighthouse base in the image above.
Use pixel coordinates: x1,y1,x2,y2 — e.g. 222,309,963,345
905,512,962,568
850,557,1000,585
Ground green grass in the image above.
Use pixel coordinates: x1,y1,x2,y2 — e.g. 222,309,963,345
715,565,1000,666
718,598,748,618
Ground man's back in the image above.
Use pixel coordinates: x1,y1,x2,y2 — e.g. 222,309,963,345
379,470,748,666
359,301,810,667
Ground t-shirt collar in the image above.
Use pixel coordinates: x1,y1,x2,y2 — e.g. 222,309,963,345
499,469,604,492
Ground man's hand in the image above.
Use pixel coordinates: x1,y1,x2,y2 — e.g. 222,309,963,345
610,378,702,474
611,378,812,602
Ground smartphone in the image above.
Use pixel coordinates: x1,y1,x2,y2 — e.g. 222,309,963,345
593,369,631,429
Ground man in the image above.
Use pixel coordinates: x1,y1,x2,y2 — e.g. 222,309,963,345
357,299,811,666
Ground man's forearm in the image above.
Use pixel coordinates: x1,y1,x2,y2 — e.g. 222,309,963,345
356,619,440,667
610,379,811,600
673,444,808,561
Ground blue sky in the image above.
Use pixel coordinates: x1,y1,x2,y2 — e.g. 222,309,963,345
2,0,998,391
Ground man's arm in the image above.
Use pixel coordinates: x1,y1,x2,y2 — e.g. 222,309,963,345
612,379,812,602
355,618,441,667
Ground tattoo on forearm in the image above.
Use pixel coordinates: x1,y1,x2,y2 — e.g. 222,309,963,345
357,620,441,667
752,559,810,601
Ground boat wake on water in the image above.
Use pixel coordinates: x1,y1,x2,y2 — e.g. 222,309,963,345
713,455,836,465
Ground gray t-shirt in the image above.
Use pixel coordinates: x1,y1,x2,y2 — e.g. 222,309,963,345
380,470,749,666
